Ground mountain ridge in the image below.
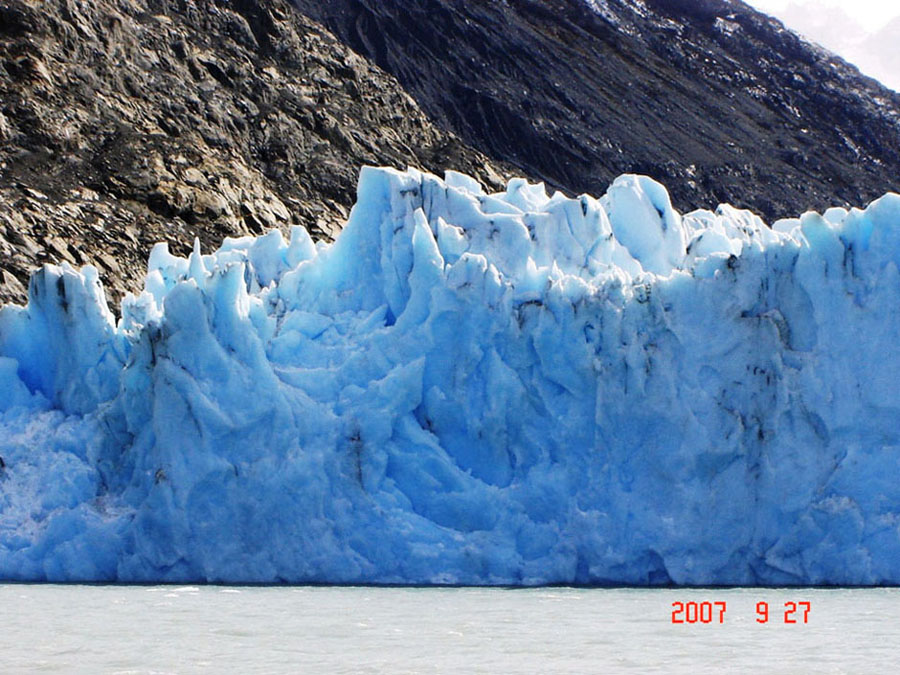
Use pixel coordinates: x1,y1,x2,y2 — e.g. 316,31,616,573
3,0,899,308
291,0,900,221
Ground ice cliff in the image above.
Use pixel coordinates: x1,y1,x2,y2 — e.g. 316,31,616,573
1,167,899,585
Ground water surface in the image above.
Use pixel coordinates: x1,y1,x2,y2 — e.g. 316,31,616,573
0,586,895,673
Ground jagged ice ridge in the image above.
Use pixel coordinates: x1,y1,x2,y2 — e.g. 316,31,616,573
1,166,899,584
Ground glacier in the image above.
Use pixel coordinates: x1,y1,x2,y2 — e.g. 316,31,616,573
1,166,899,585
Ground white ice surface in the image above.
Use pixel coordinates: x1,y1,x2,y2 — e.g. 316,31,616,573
1,167,899,584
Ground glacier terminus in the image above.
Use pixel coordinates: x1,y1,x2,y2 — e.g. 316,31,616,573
1,167,899,585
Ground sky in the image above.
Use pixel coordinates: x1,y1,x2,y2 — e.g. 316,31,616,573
745,0,900,90
748,0,898,31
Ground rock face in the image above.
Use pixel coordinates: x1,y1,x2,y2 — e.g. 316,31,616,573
291,0,900,221
0,0,509,307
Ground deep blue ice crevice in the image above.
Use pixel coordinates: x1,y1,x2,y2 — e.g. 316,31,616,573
1,166,899,585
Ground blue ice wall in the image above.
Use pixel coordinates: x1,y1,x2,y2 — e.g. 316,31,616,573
1,167,899,585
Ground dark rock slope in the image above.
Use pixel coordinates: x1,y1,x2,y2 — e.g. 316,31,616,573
292,0,900,221
0,0,509,307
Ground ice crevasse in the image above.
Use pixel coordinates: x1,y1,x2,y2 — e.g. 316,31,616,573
1,166,899,585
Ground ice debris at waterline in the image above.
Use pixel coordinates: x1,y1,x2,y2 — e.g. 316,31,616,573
1,167,900,585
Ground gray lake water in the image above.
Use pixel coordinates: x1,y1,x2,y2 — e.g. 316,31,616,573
0,585,897,674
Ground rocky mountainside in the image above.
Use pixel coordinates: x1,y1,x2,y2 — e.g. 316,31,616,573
292,0,900,221
4,0,899,310
0,0,509,307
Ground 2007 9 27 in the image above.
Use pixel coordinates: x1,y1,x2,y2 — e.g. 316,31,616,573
671,601,811,624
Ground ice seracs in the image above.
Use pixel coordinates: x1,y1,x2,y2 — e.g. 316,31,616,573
1,166,899,585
